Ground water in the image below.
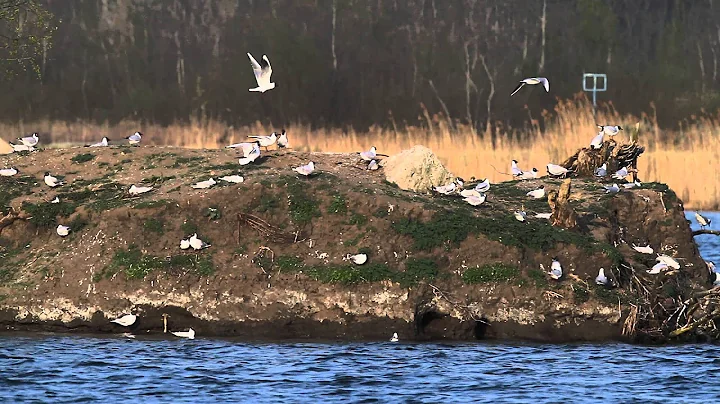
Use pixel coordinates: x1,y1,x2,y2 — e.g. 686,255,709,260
0,211,718,403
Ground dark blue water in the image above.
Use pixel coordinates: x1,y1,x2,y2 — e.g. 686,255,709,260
0,211,717,403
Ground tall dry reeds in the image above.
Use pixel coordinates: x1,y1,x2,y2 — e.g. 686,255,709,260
2,95,719,209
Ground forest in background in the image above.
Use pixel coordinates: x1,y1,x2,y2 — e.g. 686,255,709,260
1,0,720,134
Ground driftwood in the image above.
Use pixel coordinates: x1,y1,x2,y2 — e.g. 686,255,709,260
693,229,720,237
548,179,577,229
0,207,31,235
237,213,306,244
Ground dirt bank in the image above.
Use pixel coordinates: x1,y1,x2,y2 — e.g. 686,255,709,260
0,146,708,342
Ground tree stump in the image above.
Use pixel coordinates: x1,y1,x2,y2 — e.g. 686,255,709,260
549,179,577,229
561,140,645,180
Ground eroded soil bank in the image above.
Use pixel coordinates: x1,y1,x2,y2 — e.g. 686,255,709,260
0,146,708,342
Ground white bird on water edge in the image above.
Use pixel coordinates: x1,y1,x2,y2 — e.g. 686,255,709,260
172,328,196,340
111,314,137,327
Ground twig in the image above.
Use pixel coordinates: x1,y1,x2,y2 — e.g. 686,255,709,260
428,283,488,324
658,191,667,213
693,229,720,237
489,164,514,177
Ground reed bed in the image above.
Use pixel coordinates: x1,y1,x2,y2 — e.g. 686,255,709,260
2,96,719,209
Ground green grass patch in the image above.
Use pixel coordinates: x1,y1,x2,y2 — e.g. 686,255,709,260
0,175,37,213
348,212,368,227
204,207,222,221
573,283,590,303
70,153,96,164
180,219,199,235
276,255,305,272
21,201,76,227
97,246,215,280
134,199,171,209
462,263,520,284
143,218,165,234
328,194,347,215
287,180,321,226
255,194,280,213
527,268,548,287
399,258,438,286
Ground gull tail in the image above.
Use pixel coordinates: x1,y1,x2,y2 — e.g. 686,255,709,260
249,87,263,92
510,82,525,97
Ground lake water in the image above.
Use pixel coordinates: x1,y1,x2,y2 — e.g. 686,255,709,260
0,211,718,403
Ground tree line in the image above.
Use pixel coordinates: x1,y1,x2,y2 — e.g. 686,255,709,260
1,0,718,133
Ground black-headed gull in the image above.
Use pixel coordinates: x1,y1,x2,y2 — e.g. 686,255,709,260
247,132,277,150
622,181,642,189
294,161,315,176
526,185,545,199
128,185,153,195
589,132,604,149
514,210,527,222
433,182,456,195
519,168,538,180
111,314,137,327
247,53,275,93
44,172,64,187
595,268,608,285
612,166,629,180
172,328,195,339
390,332,399,342
239,143,261,165
17,132,39,147
189,233,211,250
9,142,35,152
0,167,18,177
367,160,379,171
464,193,486,206
56,224,70,237
346,253,367,265
604,183,620,194
192,178,216,189
632,244,653,254
511,159,523,177
511,77,549,96
656,255,680,270
226,142,256,157
359,146,377,161
277,130,289,148
546,164,570,178
597,125,623,137
695,212,711,229
647,262,668,274
219,175,244,184
549,258,562,280
594,163,607,177
126,132,142,145
473,178,490,193
87,137,110,147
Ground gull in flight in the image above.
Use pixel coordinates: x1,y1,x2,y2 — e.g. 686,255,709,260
126,132,142,145
390,332,399,342
511,77,549,96
612,166,630,180
346,253,368,265
172,328,196,340
239,143,261,165
87,137,110,147
44,172,64,188
0,167,18,177
604,183,620,194
294,161,315,176
128,185,153,196
247,132,277,151
511,160,523,177
111,314,137,327
189,233,211,250
647,262,668,274
192,178,217,189
656,255,681,270
464,193,486,206
247,53,275,93
632,244,653,254
549,258,563,280
226,142,256,157
595,268,608,286
17,132,39,147
589,132,604,149
695,212,712,229
367,160,379,171
594,163,607,177
277,130,289,148
597,125,623,137
546,164,570,178
519,168,539,180
219,175,244,184
56,224,71,237
526,185,545,199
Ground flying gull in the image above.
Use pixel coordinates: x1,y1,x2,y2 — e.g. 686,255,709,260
247,53,275,93
695,212,711,229
511,77,550,96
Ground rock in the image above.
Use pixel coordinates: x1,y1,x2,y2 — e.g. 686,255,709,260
0,138,12,154
382,145,455,192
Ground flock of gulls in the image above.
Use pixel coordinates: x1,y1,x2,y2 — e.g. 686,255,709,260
1,56,716,341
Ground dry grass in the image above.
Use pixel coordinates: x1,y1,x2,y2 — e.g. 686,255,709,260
2,95,719,209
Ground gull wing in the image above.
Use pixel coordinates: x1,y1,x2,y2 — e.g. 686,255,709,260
247,53,263,79
510,82,525,97
539,77,550,92
257,55,273,86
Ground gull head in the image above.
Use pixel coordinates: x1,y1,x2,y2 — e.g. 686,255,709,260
618,126,624,130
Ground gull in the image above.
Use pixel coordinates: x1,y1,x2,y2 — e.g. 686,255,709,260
526,185,545,199
434,182,456,195
656,255,681,270
0,167,18,177
219,175,244,184
511,77,549,96
9,142,35,152
460,189,482,198
126,131,142,145
713,272,720,286
647,262,668,274
473,178,491,193
390,332,399,342
464,193,486,206
595,268,608,286
514,210,527,222
589,132,604,149
111,314,137,327
519,168,538,180
604,183,620,194
348,253,368,265
597,125,623,137
192,178,217,189
226,142,256,157
294,161,315,176
277,129,289,148
44,172,64,188
622,181,642,189
706,261,716,274
594,163,607,177
546,163,570,178
247,53,275,93
511,160,523,177
129,185,153,195
535,213,552,219
632,244,654,254
56,224,70,237
247,132,277,151
549,258,562,280
17,132,39,147
612,166,629,180
455,177,465,188
239,143,261,165
51,197,60,204
87,137,110,147
359,146,377,161
695,212,712,229
172,328,196,340
180,238,191,250
189,233,211,250
367,160,379,171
